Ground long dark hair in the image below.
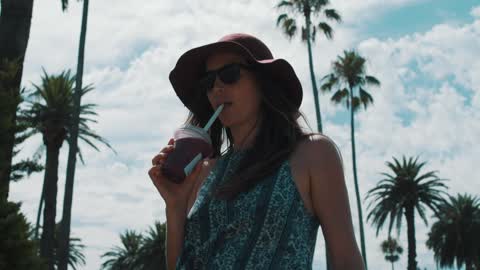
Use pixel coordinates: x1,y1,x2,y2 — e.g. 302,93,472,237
184,61,315,201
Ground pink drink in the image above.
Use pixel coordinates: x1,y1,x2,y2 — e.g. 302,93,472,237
161,125,213,183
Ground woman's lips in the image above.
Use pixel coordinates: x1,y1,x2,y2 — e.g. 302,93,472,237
217,102,232,109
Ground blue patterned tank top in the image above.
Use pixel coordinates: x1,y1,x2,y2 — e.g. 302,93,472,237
175,148,320,270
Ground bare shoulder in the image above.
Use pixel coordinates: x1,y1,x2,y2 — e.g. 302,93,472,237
294,133,344,170
287,133,346,219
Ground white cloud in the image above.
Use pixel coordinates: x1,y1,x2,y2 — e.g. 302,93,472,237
339,10,480,270
10,0,480,270
471,5,480,18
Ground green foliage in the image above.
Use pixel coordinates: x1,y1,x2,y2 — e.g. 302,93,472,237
275,0,341,43
101,230,144,270
366,156,448,236
53,223,86,270
426,193,480,269
320,50,380,113
10,88,44,182
366,156,449,270
0,58,24,198
0,199,46,270
381,236,403,264
0,58,22,131
17,69,116,165
101,222,167,270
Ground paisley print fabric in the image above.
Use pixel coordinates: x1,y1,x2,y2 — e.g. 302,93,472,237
175,148,320,270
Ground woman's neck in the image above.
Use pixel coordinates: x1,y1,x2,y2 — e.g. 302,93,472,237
230,116,261,151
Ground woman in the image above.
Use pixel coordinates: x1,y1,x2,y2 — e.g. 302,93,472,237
148,33,364,270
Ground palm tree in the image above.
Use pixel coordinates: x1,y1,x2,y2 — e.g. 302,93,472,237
275,0,341,133
320,50,380,268
53,222,86,270
426,193,480,270
101,222,168,270
381,236,403,270
57,1,93,269
18,70,113,270
365,156,448,270
101,230,145,270
0,0,77,202
137,222,167,270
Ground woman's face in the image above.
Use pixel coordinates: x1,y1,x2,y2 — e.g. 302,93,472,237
204,51,262,128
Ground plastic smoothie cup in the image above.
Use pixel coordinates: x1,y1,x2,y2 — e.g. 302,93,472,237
161,104,224,183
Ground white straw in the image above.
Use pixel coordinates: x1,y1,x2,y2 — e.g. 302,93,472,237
203,104,224,131
184,153,203,176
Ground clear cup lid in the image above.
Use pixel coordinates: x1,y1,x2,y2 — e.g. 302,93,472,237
176,124,212,145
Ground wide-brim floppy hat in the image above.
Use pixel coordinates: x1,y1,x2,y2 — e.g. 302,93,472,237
169,33,303,115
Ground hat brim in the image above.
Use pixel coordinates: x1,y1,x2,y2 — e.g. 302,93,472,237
169,40,303,113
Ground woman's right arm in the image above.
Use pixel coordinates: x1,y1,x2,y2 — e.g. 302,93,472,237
165,205,188,270
148,138,206,270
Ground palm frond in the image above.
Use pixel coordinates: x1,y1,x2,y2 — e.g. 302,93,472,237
318,22,333,39
276,0,294,9
365,75,381,87
324,8,342,22
276,13,289,27
359,87,374,110
330,88,349,108
319,74,338,93
276,13,298,40
366,155,449,238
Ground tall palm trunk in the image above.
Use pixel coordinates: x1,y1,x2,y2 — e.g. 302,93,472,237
405,205,417,270
304,7,328,268
349,85,368,269
391,261,394,270
35,181,45,240
40,140,63,270
304,10,323,133
58,0,89,269
0,0,34,201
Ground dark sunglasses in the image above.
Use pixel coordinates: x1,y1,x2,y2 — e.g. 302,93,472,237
198,63,253,94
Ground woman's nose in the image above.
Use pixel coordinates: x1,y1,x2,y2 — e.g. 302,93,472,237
210,86,225,96
213,76,225,89
211,78,225,94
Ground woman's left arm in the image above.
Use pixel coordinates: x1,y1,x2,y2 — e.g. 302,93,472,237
306,135,366,270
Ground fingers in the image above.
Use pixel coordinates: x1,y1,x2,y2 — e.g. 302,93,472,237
152,145,174,165
148,166,160,181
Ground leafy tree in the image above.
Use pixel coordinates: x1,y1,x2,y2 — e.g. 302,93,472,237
0,199,46,270
275,0,341,133
380,236,403,270
18,70,113,270
320,50,380,268
426,194,480,270
366,156,448,270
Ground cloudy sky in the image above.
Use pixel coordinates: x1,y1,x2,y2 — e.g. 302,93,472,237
10,0,480,269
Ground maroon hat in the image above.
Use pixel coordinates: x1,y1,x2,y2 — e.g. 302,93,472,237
169,33,303,113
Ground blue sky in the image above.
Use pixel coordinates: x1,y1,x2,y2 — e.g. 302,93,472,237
10,1,480,270
361,0,479,38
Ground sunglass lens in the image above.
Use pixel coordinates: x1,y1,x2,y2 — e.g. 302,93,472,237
219,64,241,84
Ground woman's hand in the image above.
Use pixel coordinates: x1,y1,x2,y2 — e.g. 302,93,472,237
148,138,203,211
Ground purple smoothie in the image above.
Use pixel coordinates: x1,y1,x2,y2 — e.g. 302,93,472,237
161,137,213,183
